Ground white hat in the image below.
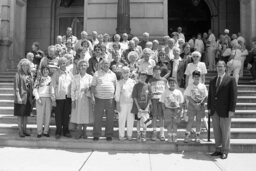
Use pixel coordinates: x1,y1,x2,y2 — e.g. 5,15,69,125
224,29,230,34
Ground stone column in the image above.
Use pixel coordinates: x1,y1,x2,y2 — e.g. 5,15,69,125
0,0,13,72
116,0,131,34
240,0,256,47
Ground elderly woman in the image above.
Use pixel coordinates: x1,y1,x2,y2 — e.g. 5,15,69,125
52,57,73,139
87,44,103,76
14,59,34,137
227,43,242,84
239,40,249,77
185,51,207,87
80,40,92,62
127,51,139,80
132,37,143,57
156,50,171,79
31,41,44,67
137,48,156,82
70,60,94,139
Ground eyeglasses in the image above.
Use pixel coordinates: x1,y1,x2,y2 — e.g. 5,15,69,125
193,56,200,58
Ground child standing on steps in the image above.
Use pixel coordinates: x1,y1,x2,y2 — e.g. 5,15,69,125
160,77,184,143
184,70,208,143
149,66,167,141
33,66,54,138
131,72,152,142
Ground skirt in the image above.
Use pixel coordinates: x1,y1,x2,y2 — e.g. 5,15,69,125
14,101,32,117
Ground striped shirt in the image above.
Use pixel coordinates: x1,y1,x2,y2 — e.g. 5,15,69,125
92,69,117,99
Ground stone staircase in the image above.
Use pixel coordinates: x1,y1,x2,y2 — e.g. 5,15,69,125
0,69,256,152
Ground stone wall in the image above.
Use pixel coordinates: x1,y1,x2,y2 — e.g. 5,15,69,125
84,0,167,38
26,0,52,52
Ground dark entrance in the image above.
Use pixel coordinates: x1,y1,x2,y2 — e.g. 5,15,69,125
168,0,211,40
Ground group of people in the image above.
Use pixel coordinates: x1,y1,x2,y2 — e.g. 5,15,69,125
15,26,256,159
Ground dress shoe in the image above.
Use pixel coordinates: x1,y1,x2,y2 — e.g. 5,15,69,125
106,137,112,141
55,134,61,139
37,134,42,138
23,132,31,136
221,153,228,159
210,151,222,156
64,133,72,138
93,137,99,141
43,133,50,137
19,133,25,138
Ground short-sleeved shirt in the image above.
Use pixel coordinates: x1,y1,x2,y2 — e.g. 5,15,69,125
159,89,184,109
131,82,151,114
137,59,156,75
149,77,167,99
184,83,208,103
91,69,117,99
185,62,207,86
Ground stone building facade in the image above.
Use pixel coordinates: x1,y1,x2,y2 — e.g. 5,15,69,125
0,0,255,71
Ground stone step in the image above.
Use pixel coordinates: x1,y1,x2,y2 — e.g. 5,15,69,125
1,115,256,129
0,78,15,82
1,122,256,139
0,94,14,100
2,99,256,111
0,88,13,94
1,135,256,152
237,96,256,103
0,83,14,88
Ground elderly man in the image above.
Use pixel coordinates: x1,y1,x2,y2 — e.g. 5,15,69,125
177,27,185,41
121,33,129,50
90,31,99,48
208,60,237,159
122,40,136,64
74,31,93,51
91,59,117,141
62,27,77,48
165,38,175,60
39,45,59,76
139,32,150,50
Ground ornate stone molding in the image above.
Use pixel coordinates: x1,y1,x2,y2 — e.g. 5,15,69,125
0,38,12,46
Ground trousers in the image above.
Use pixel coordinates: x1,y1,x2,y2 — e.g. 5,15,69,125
119,103,134,138
212,112,231,153
36,97,52,134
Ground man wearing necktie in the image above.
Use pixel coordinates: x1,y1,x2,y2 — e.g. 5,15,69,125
207,60,237,159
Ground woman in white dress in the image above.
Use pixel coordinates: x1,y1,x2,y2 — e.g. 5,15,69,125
70,59,94,139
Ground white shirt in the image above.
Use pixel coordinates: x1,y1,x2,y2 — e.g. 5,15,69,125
159,89,184,108
217,73,225,86
194,39,204,53
185,62,207,86
172,57,182,80
184,83,208,103
137,59,156,75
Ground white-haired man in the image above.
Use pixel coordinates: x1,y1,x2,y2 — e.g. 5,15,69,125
139,32,150,50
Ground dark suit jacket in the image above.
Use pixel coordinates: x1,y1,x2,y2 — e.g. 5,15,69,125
169,59,186,88
207,74,237,117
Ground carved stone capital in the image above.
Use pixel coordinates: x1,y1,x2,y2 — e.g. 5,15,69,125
0,38,13,46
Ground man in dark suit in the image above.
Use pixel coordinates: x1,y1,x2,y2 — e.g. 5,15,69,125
208,60,237,159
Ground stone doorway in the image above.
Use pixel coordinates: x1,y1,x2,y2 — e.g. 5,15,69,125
168,0,211,40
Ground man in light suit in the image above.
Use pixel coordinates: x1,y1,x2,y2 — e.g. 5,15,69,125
208,60,237,159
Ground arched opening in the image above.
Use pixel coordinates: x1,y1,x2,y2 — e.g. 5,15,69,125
51,0,84,44
168,0,211,39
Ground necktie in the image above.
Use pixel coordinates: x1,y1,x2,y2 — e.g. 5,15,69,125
216,76,221,89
